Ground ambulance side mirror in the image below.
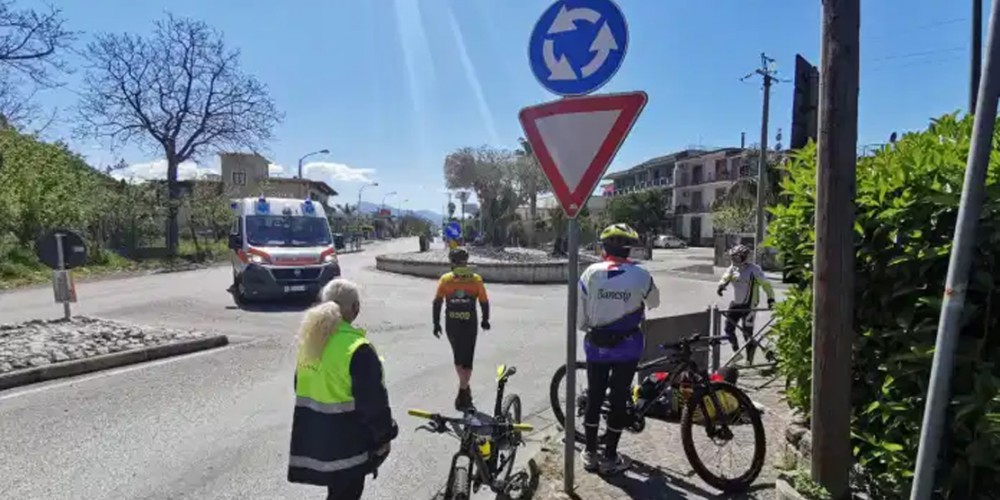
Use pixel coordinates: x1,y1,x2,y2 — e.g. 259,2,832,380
228,234,241,250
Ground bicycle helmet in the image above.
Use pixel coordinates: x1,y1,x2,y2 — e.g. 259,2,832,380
449,247,469,265
599,223,639,259
728,244,751,263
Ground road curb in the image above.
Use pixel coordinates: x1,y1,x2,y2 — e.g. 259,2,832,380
0,335,230,391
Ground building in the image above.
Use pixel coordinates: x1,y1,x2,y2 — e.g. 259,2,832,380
219,152,337,205
600,148,759,247
673,148,756,246
602,149,706,198
518,193,607,220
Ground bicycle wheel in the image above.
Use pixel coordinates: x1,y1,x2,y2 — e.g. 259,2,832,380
548,362,591,442
448,463,471,500
680,381,766,493
497,393,522,482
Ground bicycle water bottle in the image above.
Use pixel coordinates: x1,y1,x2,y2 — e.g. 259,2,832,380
478,438,492,459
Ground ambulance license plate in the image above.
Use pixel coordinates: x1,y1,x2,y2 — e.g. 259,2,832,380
284,285,307,293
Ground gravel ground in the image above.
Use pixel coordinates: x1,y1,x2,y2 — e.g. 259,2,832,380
381,246,602,265
532,369,792,500
0,316,209,374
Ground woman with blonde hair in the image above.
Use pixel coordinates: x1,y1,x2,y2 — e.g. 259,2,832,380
287,278,397,500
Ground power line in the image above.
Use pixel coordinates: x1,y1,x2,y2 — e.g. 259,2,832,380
871,46,965,62
867,17,967,41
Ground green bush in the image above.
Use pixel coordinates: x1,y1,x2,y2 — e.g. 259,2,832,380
768,113,1000,498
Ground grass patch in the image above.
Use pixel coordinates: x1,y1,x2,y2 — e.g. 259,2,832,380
0,239,230,290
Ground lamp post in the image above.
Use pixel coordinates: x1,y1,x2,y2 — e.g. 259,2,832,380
357,182,378,213
399,199,409,235
357,182,378,238
297,149,330,179
381,191,398,213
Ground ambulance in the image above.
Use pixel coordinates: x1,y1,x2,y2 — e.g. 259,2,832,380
227,195,340,304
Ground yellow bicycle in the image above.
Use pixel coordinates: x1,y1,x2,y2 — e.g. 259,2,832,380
409,364,536,500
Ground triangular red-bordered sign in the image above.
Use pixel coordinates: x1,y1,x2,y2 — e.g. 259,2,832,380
519,91,647,218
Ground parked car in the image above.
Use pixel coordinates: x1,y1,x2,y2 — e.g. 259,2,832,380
653,234,687,249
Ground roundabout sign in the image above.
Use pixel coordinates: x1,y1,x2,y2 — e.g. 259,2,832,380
528,0,629,96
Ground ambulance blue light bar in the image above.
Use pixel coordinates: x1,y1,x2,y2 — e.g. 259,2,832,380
255,196,270,214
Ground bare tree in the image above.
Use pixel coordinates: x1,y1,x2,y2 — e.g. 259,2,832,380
74,13,281,256
0,1,74,128
0,1,73,83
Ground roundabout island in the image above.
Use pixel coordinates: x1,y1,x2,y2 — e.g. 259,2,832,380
375,246,601,284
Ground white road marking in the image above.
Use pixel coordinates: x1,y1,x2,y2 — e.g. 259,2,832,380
0,336,269,401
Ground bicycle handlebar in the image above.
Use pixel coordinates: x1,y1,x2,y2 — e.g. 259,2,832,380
407,408,535,433
658,332,729,351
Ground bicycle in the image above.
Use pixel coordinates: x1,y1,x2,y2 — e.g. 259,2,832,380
409,364,536,500
548,333,766,493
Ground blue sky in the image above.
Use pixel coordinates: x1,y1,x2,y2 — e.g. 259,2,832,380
25,0,978,213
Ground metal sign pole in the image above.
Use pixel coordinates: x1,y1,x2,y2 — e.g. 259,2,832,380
564,217,580,494
910,1,1000,497
55,233,71,320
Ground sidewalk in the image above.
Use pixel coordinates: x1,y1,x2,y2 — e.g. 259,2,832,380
532,369,793,500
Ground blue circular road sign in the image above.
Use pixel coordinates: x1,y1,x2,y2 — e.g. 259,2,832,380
445,221,462,240
528,0,629,97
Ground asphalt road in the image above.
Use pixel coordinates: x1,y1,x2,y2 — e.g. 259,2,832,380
0,239,751,500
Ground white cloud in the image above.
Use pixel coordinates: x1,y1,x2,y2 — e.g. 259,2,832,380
110,159,217,181
269,163,285,176
303,161,376,183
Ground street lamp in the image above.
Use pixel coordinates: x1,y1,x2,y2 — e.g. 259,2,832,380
399,199,410,235
297,149,330,179
357,181,378,213
355,181,378,240
381,191,398,212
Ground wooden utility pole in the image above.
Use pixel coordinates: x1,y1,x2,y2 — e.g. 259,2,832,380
812,0,860,498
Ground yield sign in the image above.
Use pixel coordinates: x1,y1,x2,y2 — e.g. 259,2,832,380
518,91,647,218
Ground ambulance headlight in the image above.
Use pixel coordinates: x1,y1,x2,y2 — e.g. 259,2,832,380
250,254,266,264
322,253,337,263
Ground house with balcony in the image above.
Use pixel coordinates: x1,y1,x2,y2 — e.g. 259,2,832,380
601,149,706,199
672,148,757,246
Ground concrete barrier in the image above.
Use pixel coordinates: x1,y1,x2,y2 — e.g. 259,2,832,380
375,254,591,284
638,310,711,381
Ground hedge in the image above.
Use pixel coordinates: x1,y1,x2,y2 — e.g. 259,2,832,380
768,113,1000,498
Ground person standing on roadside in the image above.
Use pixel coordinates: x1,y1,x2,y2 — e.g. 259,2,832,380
432,247,491,411
717,244,775,364
578,223,660,476
288,278,398,500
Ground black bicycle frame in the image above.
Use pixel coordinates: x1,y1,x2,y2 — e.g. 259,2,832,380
442,374,516,497
443,427,503,497
632,350,729,434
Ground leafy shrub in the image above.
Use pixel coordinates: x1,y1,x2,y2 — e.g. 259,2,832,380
768,113,1000,498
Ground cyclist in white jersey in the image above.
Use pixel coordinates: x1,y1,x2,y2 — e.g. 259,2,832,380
717,244,775,363
577,223,660,475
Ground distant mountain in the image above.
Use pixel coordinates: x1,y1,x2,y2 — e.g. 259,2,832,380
332,201,443,223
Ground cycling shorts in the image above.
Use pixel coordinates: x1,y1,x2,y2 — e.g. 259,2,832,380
446,327,478,369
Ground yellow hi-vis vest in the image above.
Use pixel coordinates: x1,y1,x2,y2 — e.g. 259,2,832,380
288,322,384,485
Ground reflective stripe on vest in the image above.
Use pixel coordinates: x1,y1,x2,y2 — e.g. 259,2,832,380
289,452,370,473
295,396,355,414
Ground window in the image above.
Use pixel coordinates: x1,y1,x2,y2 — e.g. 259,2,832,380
715,158,728,180
692,164,704,184
232,171,247,185
691,191,704,211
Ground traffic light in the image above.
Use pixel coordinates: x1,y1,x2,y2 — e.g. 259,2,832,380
790,54,819,151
